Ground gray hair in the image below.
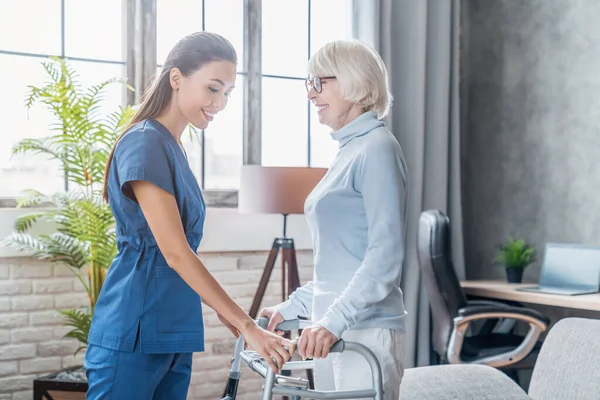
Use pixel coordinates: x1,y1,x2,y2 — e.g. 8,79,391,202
308,39,392,119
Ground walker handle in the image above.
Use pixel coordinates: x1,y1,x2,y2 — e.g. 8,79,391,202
289,337,346,354
274,319,302,331
329,339,345,353
257,318,346,353
257,317,302,331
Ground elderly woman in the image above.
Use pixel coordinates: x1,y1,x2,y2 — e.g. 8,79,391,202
260,39,408,397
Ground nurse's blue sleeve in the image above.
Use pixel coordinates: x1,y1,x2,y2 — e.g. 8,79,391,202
115,129,175,203
316,135,408,338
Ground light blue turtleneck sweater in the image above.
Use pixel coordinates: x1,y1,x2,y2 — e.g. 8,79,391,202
278,111,408,339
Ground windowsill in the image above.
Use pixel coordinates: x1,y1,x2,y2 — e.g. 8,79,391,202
0,206,313,258
0,189,239,209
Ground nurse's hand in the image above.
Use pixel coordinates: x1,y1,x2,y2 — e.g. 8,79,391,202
297,325,338,360
217,313,240,338
259,306,285,335
242,324,295,373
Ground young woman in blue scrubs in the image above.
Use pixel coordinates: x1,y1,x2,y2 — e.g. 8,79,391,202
84,32,295,399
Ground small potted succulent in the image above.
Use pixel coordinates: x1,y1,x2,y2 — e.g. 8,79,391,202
494,237,536,283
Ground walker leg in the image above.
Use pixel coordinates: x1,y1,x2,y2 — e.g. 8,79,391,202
261,368,276,400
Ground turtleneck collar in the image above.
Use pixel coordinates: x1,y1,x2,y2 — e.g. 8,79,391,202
330,111,385,148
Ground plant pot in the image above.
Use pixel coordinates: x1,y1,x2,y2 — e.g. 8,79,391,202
505,268,524,283
33,365,87,400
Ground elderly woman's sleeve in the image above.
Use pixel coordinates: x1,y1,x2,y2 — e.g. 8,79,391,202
316,135,408,338
276,281,314,320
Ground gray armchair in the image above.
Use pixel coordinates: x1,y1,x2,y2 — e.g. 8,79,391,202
399,317,600,399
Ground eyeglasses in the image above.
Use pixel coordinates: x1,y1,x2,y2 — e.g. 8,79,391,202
305,75,336,93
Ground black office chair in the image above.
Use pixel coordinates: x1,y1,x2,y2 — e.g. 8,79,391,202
417,209,550,375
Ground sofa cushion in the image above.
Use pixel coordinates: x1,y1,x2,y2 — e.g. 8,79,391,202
399,364,530,400
529,317,600,399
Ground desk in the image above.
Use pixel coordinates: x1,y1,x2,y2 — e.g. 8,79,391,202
461,280,600,312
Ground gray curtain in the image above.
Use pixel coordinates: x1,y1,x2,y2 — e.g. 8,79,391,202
352,0,465,368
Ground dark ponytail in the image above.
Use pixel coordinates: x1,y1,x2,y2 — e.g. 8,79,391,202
102,31,237,202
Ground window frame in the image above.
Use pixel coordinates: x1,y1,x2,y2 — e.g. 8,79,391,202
0,0,127,208
204,0,320,207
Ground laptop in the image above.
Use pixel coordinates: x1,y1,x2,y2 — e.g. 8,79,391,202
517,243,600,296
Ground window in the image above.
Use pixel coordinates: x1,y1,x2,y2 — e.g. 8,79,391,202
261,0,352,169
157,0,244,191
307,0,353,168
1,0,353,206
156,0,352,194
0,0,126,198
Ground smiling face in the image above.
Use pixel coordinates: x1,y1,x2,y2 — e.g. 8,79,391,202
307,75,364,131
171,59,237,130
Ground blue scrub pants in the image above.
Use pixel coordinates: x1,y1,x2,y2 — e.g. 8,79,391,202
84,343,193,399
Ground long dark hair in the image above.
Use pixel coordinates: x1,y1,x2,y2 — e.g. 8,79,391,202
101,31,237,202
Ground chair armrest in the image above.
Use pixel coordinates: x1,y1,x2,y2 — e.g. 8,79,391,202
465,300,519,335
467,299,519,308
458,305,550,325
447,305,549,367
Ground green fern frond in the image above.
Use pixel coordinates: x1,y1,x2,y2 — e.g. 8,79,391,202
57,308,91,351
43,232,89,269
24,86,42,110
15,190,47,208
10,138,61,160
0,232,47,256
13,212,47,233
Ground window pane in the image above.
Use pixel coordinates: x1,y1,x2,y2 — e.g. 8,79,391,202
64,0,124,62
0,55,64,197
204,0,244,72
261,77,308,167
181,126,203,183
203,76,244,189
156,0,203,65
310,0,352,54
0,0,61,55
308,0,351,168
309,105,338,168
0,56,126,198
262,0,308,77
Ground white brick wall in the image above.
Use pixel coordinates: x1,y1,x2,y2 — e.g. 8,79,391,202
0,251,315,399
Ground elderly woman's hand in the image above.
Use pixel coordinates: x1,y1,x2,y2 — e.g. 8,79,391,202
298,325,338,360
259,306,286,335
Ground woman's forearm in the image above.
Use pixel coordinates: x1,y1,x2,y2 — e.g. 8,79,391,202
129,181,255,334
168,250,255,333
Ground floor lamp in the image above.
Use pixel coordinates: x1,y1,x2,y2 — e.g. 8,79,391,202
238,165,327,393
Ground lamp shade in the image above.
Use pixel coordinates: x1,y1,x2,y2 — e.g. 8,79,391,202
238,165,327,215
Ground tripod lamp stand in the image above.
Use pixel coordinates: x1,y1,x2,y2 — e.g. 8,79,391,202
238,165,327,319
235,165,326,397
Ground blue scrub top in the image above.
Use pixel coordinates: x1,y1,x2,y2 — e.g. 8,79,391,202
88,119,206,354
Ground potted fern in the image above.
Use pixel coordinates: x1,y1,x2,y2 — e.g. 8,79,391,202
494,237,536,283
0,56,133,395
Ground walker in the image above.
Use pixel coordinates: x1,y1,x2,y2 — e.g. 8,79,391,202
221,318,384,400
